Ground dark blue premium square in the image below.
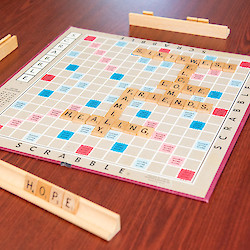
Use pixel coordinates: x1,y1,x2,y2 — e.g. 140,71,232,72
85,100,101,108
38,89,54,97
136,110,152,119
111,142,128,153
65,64,79,71
190,121,206,130
110,73,124,80
57,130,74,140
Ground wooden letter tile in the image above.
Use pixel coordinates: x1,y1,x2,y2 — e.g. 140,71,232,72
174,76,190,85
169,82,185,91
197,102,213,113
183,100,200,111
181,84,198,95
24,175,38,195
157,95,174,107
132,48,147,56
118,94,134,104
35,180,52,201
146,93,162,103
153,52,168,61
99,117,116,127
211,62,225,71
137,126,155,138
194,87,210,97
125,123,142,136
60,109,78,121
91,125,110,137
183,64,198,72
189,58,201,66
143,49,157,58
72,112,90,124
222,63,237,73
164,53,178,62
49,186,64,207
62,192,79,214
176,55,191,64
199,60,213,69
122,88,138,97
86,115,103,126
157,80,172,90
111,120,129,132
112,101,127,111
134,91,149,101
178,69,193,78
105,109,122,120
170,98,187,109
164,89,180,98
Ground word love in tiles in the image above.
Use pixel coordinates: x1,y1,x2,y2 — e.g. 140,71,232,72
24,175,79,214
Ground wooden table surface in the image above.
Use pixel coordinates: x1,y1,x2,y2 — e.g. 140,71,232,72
0,0,249,249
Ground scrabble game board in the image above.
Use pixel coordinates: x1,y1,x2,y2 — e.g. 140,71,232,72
0,27,249,202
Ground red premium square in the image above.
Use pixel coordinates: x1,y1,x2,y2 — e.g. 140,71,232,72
177,169,195,181
84,36,96,41
41,74,55,81
0,125,3,129
212,108,228,117
76,145,93,155
240,61,250,68
159,48,170,53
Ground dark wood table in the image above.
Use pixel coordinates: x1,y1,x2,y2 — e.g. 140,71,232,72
0,0,249,249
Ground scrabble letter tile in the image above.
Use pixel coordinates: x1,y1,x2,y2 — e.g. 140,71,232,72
60,109,78,121
49,186,64,207
24,175,38,194
35,180,52,201
62,192,79,214
137,126,155,138
72,112,90,124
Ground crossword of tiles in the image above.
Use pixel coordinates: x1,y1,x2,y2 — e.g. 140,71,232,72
0,27,249,201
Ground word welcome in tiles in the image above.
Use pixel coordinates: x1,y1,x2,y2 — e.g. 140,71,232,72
24,175,79,214
0,27,249,202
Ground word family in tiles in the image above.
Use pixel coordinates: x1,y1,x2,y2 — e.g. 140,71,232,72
0,27,249,201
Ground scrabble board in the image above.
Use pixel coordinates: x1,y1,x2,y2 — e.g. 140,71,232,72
0,27,249,202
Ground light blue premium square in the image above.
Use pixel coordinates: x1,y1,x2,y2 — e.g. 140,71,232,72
70,73,84,80
190,121,206,130
38,89,54,97
194,140,210,151
67,51,80,57
76,81,89,89
141,86,155,92
191,96,205,102
133,158,150,169
136,110,152,119
144,65,157,72
115,41,128,47
181,110,196,119
105,131,121,140
129,100,144,108
57,85,71,93
105,95,119,103
208,91,222,99
12,101,27,109
65,64,79,71
160,61,174,68
111,142,128,153
57,130,74,140
85,100,101,108
204,56,217,61
116,82,130,89
138,57,150,64
110,73,124,80
78,125,94,135
229,80,243,87
23,132,41,142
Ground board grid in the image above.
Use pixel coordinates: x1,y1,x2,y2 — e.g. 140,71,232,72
0,27,249,202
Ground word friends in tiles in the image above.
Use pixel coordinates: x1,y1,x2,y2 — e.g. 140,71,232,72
0,27,249,201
